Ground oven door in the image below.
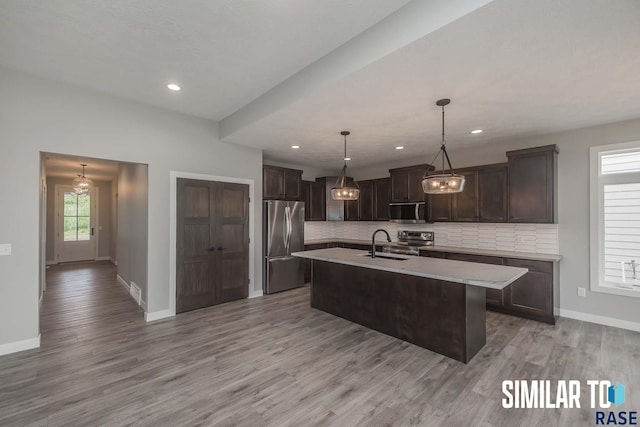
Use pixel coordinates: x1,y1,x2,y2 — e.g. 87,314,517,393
389,202,426,223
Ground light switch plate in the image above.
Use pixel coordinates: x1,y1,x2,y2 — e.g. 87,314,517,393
0,244,11,256
577,287,586,297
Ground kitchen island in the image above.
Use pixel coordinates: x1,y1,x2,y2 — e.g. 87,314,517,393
292,248,528,363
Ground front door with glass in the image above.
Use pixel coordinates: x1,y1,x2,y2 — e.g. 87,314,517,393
57,185,97,263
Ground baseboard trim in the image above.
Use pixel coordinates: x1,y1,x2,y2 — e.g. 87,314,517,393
145,309,174,322
140,298,148,311
249,290,263,299
116,274,129,290
110,257,117,266
0,334,41,356
95,256,111,261
559,309,640,333
45,260,57,266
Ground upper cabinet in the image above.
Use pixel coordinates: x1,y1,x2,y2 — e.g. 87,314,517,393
372,178,390,221
263,165,302,200
428,163,508,223
451,170,479,222
478,165,508,222
345,178,389,221
507,145,558,223
389,164,433,203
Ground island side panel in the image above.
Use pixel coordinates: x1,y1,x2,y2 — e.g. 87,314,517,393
310,260,486,363
465,285,487,362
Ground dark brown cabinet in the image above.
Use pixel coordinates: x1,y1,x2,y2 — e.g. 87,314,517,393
419,248,557,324
301,180,312,221
429,165,508,223
373,178,390,221
507,145,558,223
478,165,508,222
345,178,388,221
389,164,432,203
428,194,452,222
504,258,554,323
308,179,326,221
262,165,302,200
452,170,479,222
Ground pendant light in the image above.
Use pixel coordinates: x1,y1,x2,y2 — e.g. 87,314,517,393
72,164,94,195
422,98,465,194
331,131,360,201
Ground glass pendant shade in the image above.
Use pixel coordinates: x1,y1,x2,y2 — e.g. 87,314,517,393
423,98,465,195
331,168,360,201
331,131,360,201
422,173,465,194
72,164,93,195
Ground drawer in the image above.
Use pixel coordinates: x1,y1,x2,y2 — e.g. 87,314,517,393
504,258,553,274
445,252,504,266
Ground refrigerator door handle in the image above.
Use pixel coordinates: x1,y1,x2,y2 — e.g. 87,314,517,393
286,205,292,251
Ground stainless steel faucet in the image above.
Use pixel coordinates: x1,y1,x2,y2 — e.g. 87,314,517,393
625,260,637,280
371,229,392,258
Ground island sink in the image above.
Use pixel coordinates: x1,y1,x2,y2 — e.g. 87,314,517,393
358,253,408,261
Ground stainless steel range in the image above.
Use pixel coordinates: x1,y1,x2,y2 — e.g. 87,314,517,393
383,230,434,255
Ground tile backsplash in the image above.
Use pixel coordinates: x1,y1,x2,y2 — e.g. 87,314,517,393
305,221,559,254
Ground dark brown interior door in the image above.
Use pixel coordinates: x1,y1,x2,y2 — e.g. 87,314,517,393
177,179,216,313
217,182,249,304
177,178,249,313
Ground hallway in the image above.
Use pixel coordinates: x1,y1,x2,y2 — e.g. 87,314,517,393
41,261,144,340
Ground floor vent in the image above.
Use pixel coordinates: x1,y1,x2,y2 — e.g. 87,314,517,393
130,282,142,305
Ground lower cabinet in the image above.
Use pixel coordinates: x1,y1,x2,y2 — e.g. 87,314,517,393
420,250,557,324
503,258,554,324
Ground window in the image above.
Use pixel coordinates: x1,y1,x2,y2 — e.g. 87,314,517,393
590,141,640,297
63,192,91,241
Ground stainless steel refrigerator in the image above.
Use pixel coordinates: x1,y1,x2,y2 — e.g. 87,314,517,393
263,200,305,294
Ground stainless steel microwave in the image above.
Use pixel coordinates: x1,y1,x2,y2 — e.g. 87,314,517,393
389,202,426,223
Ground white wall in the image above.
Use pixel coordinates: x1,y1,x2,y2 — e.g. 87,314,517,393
0,68,263,348
349,118,640,326
116,163,148,301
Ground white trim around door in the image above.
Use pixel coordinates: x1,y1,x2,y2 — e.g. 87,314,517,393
154,171,256,322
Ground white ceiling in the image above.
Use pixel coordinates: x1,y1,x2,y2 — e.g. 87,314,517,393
0,0,411,120
45,153,119,181
226,0,640,168
3,0,640,170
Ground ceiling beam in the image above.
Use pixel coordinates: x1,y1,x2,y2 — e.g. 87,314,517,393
219,0,494,139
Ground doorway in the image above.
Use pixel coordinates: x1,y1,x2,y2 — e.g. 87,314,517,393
176,178,250,313
55,185,98,263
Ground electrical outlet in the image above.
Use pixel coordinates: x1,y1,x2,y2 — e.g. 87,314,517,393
577,287,586,297
0,244,11,256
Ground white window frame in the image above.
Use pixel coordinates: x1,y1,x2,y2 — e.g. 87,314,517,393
590,140,640,298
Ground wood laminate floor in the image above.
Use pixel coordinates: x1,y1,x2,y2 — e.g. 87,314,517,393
1,262,639,426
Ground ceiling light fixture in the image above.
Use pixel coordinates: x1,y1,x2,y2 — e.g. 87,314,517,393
167,83,181,91
395,146,404,150
471,129,483,134
291,145,300,149
331,131,359,201
72,164,94,195
422,99,465,194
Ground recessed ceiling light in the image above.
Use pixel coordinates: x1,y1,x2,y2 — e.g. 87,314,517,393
395,146,404,150
470,129,483,134
291,145,300,149
344,157,351,161
167,84,181,91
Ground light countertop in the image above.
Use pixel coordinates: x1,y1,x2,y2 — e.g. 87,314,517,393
303,238,562,262
293,247,528,290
